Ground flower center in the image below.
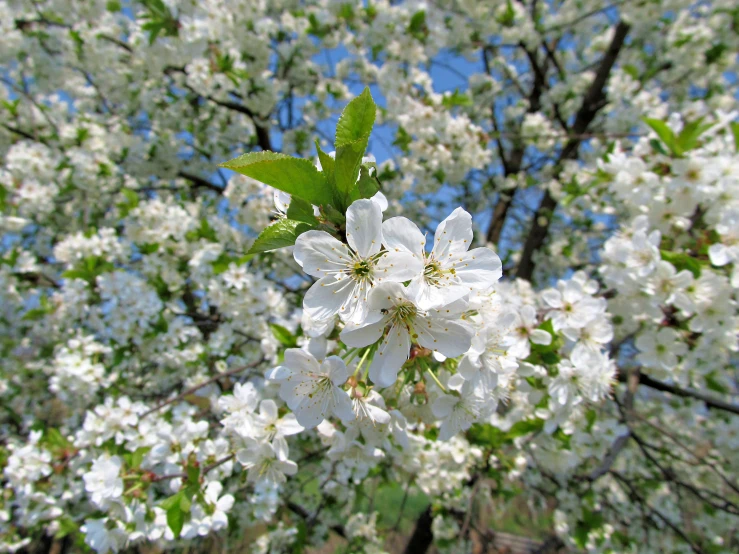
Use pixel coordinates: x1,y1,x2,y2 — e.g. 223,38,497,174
387,302,419,338
424,258,453,286
350,259,373,281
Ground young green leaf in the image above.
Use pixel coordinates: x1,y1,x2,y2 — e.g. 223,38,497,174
247,219,314,255
643,117,679,155
286,196,319,225
270,323,298,347
314,139,335,184
166,503,184,538
676,118,713,153
334,138,369,206
220,151,331,207
660,250,701,278
335,87,376,148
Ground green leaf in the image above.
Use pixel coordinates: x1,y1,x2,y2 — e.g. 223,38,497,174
335,87,376,148
730,122,739,152
660,250,701,278
186,463,200,485
407,11,427,40
355,165,380,200
166,503,184,538
45,428,71,449
160,490,185,511
705,43,727,65
441,89,473,108
220,151,331,207
130,447,150,469
393,127,412,153
676,118,713,153
314,139,336,187
643,117,679,155
335,138,369,206
270,323,298,347
247,219,313,255
286,196,319,225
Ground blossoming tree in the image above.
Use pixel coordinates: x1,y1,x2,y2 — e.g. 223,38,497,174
1,1,737,553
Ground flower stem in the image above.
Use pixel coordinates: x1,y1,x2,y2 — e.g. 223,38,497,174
353,347,372,377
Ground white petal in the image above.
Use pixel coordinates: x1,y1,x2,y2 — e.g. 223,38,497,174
431,394,458,418
415,318,472,358
341,314,387,348
408,277,468,311
266,365,289,381
369,281,410,309
369,323,411,388
444,248,502,289
382,217,425,257
708,243,731,266
367,403,391,425
293,398,328,429
259,399,278,421
303,276,355,321
345,199,382,258
277,414,304,436
332,389,356,422
284,348,321,374
530,329,552,345
432,207,473,259
277,459,298,476
274,190,291,213
374,250,424,283
370,191,388,211
293,230,352,278
457,354,481,380
541,289,563,308
323,356,349,386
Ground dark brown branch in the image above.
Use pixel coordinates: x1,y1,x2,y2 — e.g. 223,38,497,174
634,371,739,416
177,170,224,194
141,358,264,418
516,21,631,281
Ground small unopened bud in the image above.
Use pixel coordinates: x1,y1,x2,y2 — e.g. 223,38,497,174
409,346,431,360
414,381,426,395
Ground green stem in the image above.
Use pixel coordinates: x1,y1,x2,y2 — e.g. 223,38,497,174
421,359,447,393
353,347,372,377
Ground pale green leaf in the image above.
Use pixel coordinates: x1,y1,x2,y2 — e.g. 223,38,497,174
220,151,331,207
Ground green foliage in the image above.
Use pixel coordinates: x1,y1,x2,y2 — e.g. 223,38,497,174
660,250,702,278
334,87,377,209
643,117,713,156
731,122,739,152
220,151,332,207
407,11,427,41
286,196,319,225
140,0,179,44
270,323,298,348
247,219,314,255
467,419,545,450
61,256,114,284
441,89,473,108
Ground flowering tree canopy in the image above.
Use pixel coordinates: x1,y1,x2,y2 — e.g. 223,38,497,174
1,1,738,553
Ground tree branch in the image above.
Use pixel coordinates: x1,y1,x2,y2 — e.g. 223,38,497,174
516,21,631,281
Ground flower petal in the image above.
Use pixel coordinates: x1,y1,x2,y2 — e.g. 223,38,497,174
293,230,352,278
444,247,502,289
369,323,411,388
416,317,473,358
432,207,473,259
346,199,382,258
382,216,425,257
303,276,355,321
375,250,424,283
341,314,387,348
